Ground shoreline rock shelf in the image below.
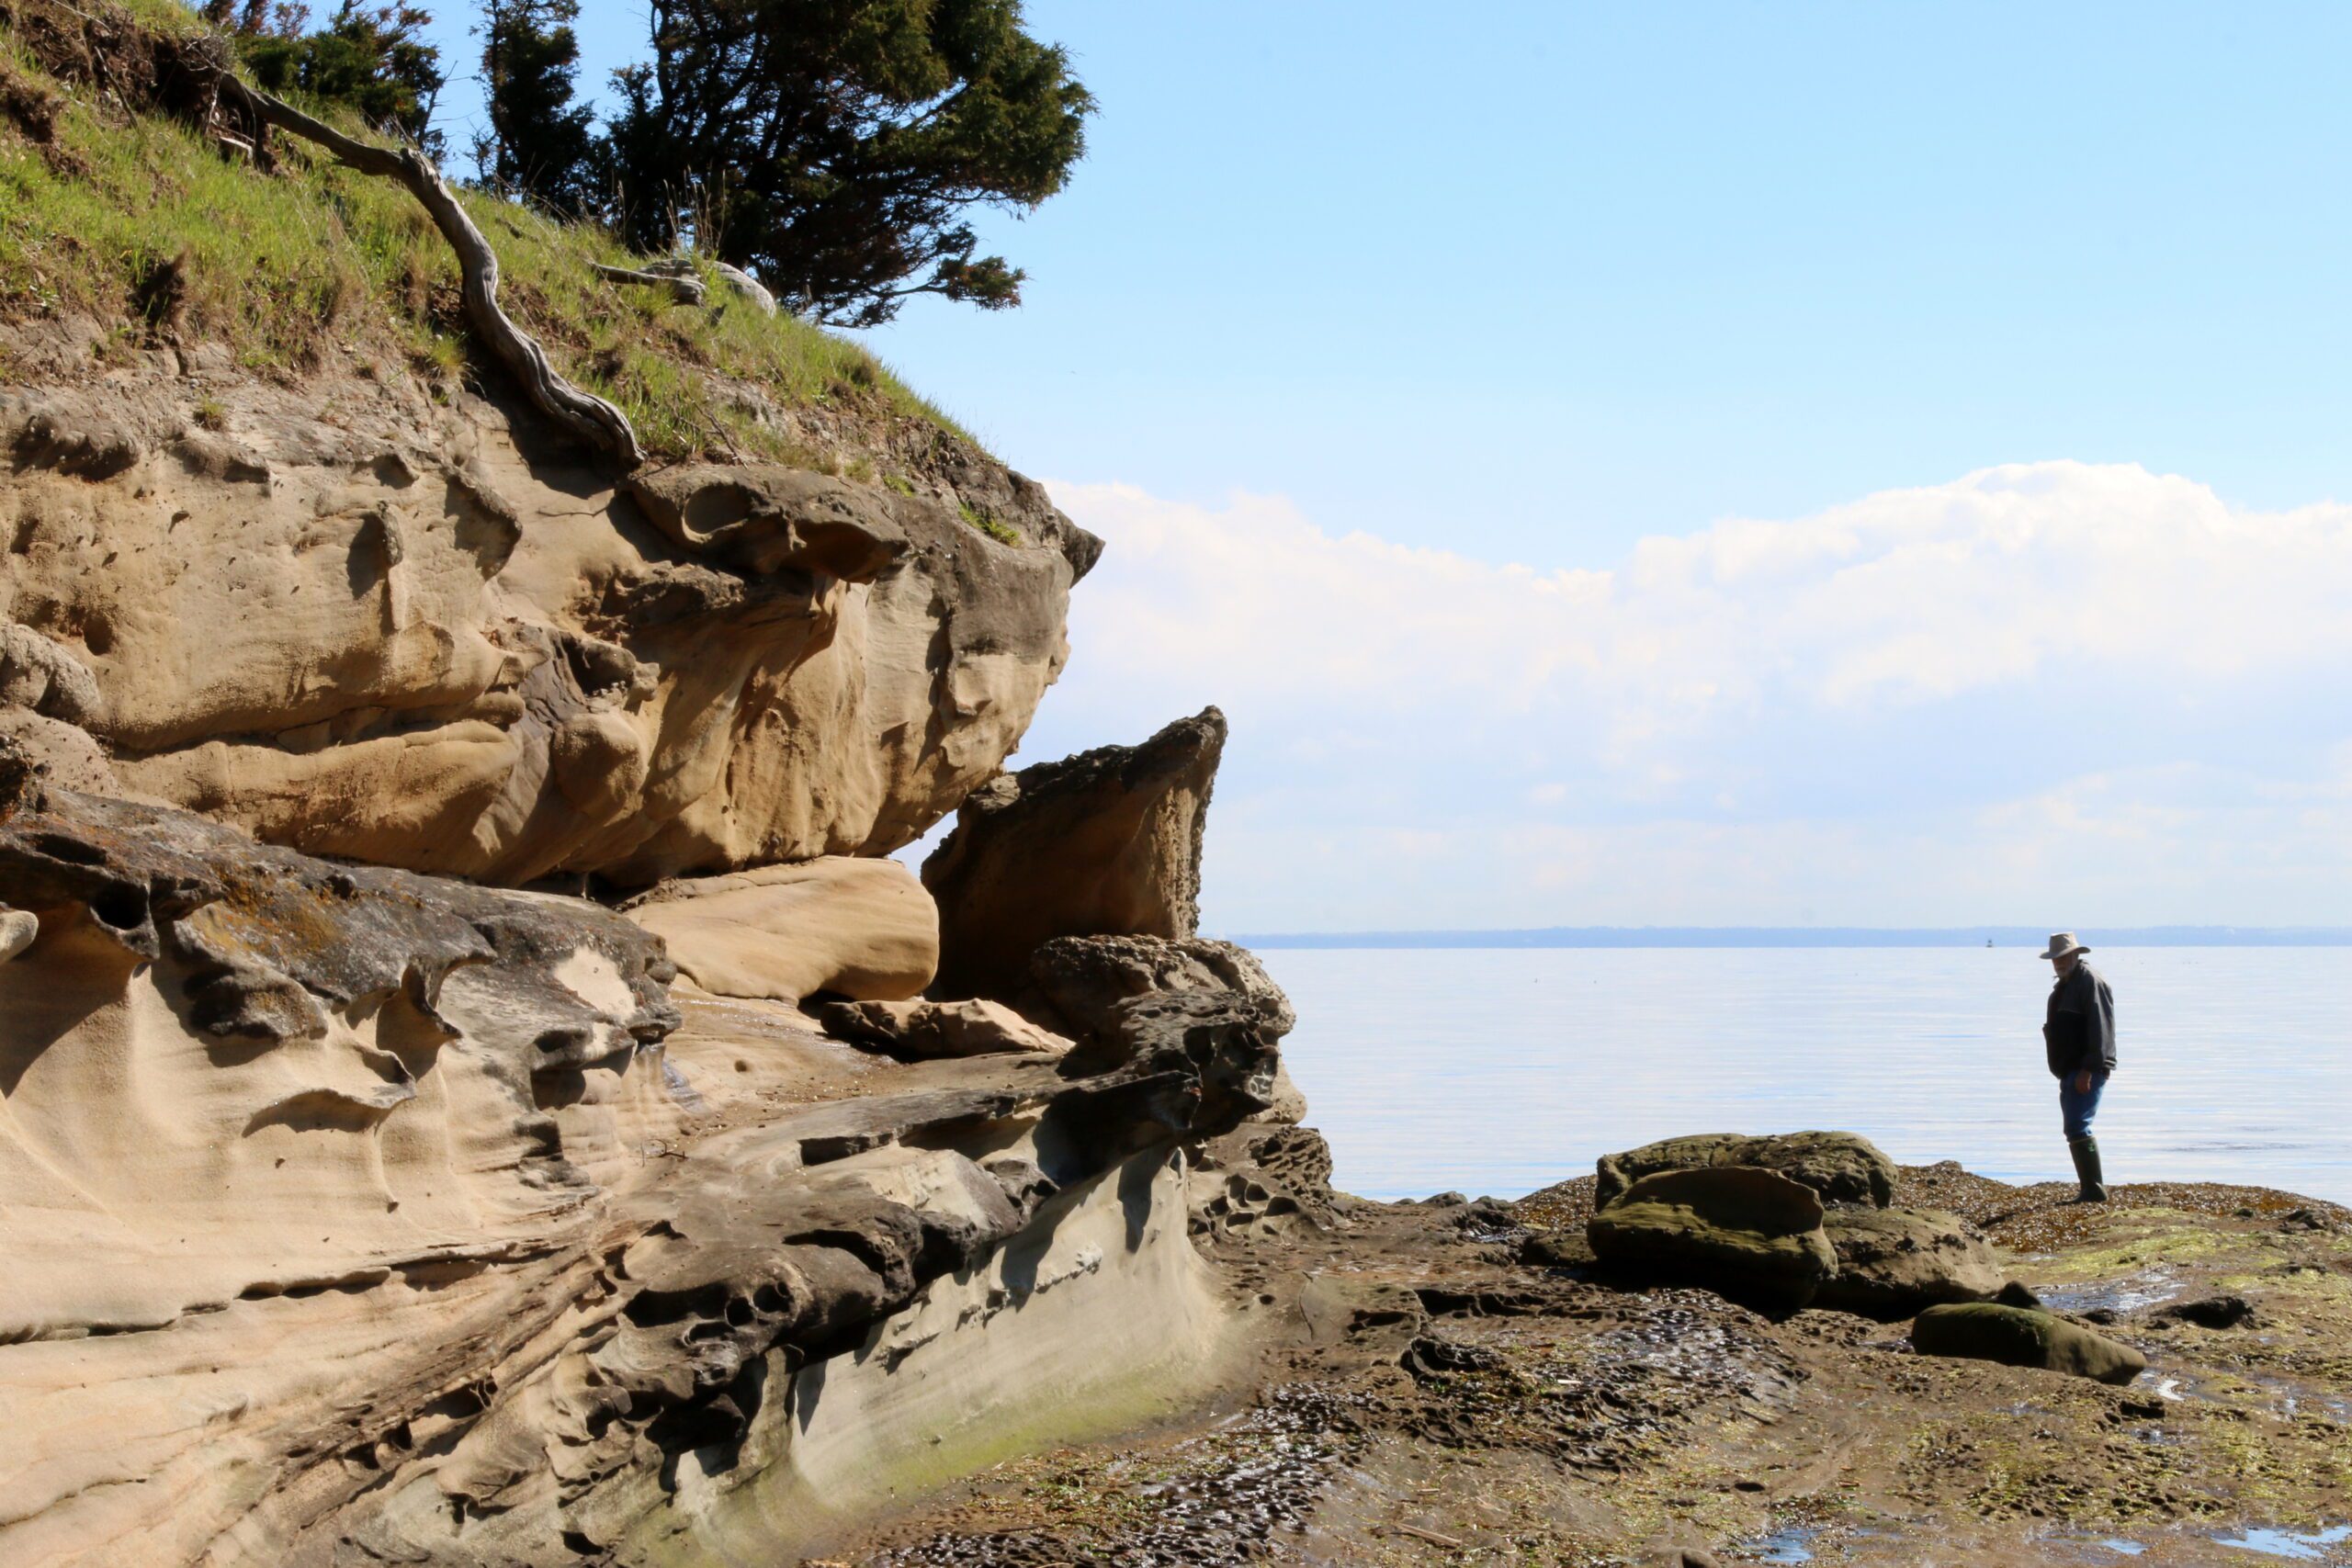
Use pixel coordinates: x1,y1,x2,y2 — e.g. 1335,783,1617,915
862,1164,2352,1566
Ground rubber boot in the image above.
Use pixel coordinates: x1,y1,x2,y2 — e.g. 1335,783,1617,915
2067,1136,2109,1203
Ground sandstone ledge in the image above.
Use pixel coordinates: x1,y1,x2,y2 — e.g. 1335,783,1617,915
0,775,1283,1567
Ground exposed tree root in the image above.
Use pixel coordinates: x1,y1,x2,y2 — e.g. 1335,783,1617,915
227,83,643,468
0,0,643,469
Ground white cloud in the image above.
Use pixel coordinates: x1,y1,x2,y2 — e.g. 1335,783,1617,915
1022,464,2352,931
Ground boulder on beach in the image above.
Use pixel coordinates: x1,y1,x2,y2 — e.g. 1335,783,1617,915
1813,1205,2006,1318
1586,1166,1838,1313
1596,1131,1897,1211
1910,1302,2147,1385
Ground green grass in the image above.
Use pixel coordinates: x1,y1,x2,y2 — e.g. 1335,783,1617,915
957,500,1022,546
0,3,974,466
85,0,205,36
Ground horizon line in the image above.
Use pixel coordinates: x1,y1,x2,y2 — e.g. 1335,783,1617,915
1220,924,2352,950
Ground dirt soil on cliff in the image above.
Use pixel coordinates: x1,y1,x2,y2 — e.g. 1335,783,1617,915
836,1164,2352,1568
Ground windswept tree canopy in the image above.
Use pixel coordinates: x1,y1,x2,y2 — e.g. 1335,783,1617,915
210,2,447,154
473,0,598,214
601,0,1094,328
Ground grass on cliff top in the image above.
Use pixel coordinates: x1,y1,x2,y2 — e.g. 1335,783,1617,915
0,3,970,466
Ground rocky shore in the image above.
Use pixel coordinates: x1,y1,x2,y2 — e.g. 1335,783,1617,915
838,1160,2352,1567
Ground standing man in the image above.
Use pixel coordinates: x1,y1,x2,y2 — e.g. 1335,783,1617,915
2041,932,2116,1202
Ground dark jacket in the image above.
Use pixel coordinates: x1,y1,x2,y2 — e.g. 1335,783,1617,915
2043,960,2116,1077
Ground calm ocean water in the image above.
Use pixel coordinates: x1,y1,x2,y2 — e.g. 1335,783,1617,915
1264,946,2352,1207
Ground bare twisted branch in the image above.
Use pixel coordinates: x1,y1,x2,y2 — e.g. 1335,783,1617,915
220,78,642,469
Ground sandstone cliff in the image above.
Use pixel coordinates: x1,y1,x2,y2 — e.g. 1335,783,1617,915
0,10,1305,1564
0,0,1102,895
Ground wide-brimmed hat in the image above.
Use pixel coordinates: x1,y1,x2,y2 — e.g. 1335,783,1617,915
2040,931,2090,960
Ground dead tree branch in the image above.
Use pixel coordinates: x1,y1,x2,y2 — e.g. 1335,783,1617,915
593,262,707,306
216,76,642,469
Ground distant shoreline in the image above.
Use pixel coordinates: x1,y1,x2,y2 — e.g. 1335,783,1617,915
1226,926,2352,950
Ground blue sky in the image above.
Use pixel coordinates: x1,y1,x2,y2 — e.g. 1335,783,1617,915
422,4,2352,930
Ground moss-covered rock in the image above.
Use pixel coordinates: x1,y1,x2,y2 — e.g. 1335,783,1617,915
1594,1131,1897,1211
1815,1205,2006,1319
1586,1166,1838,1313
1910,1302,2148,1385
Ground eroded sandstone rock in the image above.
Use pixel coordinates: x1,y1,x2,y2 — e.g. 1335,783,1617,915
623,856,938,1005
0,622,100,726
0,767,1287,1564
0,762,679,1340
1587,1166,1839,1313
1596,1130,1897,1211
0,707,120,797
1023,932,1303,1133
1814,1205,2006,1318
820,996,1071,1058
628,461,909,579
0,379,1099,889
1190,1123,1340,1235
1911,1302,2148,1385
923,708,1226,1000
1028,931,1295,1042
1255,1060,1311,1125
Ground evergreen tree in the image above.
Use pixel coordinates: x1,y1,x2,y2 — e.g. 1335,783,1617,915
601,0,1092,327
475,0,599,213
233,3,447,155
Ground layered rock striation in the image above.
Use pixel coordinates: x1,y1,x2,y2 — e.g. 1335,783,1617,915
0,743,1291,1564
0,310,1309,1563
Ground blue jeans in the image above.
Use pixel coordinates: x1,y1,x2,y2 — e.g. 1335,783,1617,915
2059,1071,2109,1141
